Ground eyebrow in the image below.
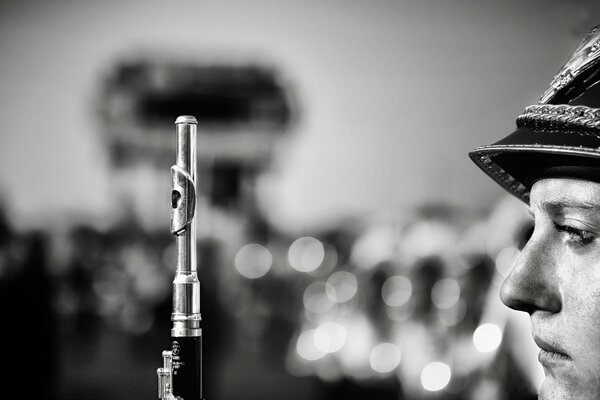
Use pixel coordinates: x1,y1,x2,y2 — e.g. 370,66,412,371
541,199,600,215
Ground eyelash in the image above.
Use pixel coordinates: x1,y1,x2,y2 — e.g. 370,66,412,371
553,223,596,246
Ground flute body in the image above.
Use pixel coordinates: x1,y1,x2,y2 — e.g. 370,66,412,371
158,116,203,400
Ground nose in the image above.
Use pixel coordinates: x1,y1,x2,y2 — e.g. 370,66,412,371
499,233,561,314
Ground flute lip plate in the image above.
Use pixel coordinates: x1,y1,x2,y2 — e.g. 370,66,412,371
175,115,198,125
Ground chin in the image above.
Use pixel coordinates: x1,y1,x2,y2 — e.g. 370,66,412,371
538,376,597,400
538,387,568,400
537,376,567,400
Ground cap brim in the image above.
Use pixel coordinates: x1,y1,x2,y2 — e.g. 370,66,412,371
469,127,600,203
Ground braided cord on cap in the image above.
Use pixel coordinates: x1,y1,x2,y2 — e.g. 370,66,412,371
516,104,600,137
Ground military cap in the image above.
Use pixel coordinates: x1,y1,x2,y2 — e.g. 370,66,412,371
469,24,600,203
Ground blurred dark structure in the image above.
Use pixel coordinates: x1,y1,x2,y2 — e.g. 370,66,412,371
0,209,58,399
97,55,294,169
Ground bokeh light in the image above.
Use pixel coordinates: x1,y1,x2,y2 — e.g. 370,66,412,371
303,281,336,314
326,271,358,303
421,362,452,392
289,236,325,272
296,329,326,361
314,321,347,353
431,278,461,309
381,275,412,307
473,323,503,353
369,342,401,373
234,243,273,279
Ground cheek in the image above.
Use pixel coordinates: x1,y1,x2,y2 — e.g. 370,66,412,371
561,257,600,365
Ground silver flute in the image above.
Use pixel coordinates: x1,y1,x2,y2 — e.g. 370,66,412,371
157,116,203,400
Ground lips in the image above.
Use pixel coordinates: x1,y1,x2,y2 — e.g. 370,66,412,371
534,336,570,363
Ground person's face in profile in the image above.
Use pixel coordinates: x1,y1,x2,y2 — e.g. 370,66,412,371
501,178,600,400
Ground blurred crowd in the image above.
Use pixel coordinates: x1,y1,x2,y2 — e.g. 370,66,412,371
0,188,541,400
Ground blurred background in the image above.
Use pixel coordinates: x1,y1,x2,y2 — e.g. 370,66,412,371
1,1,599,399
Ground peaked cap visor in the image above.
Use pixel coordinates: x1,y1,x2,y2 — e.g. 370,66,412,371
469,126,600,204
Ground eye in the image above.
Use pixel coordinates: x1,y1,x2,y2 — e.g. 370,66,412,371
553,222,596,246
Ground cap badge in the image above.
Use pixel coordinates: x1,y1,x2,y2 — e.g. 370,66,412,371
539,25,600,104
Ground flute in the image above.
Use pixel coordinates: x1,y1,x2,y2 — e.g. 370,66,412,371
158,116,203,400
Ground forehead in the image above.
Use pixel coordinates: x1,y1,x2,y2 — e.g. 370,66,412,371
530,178,600,211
